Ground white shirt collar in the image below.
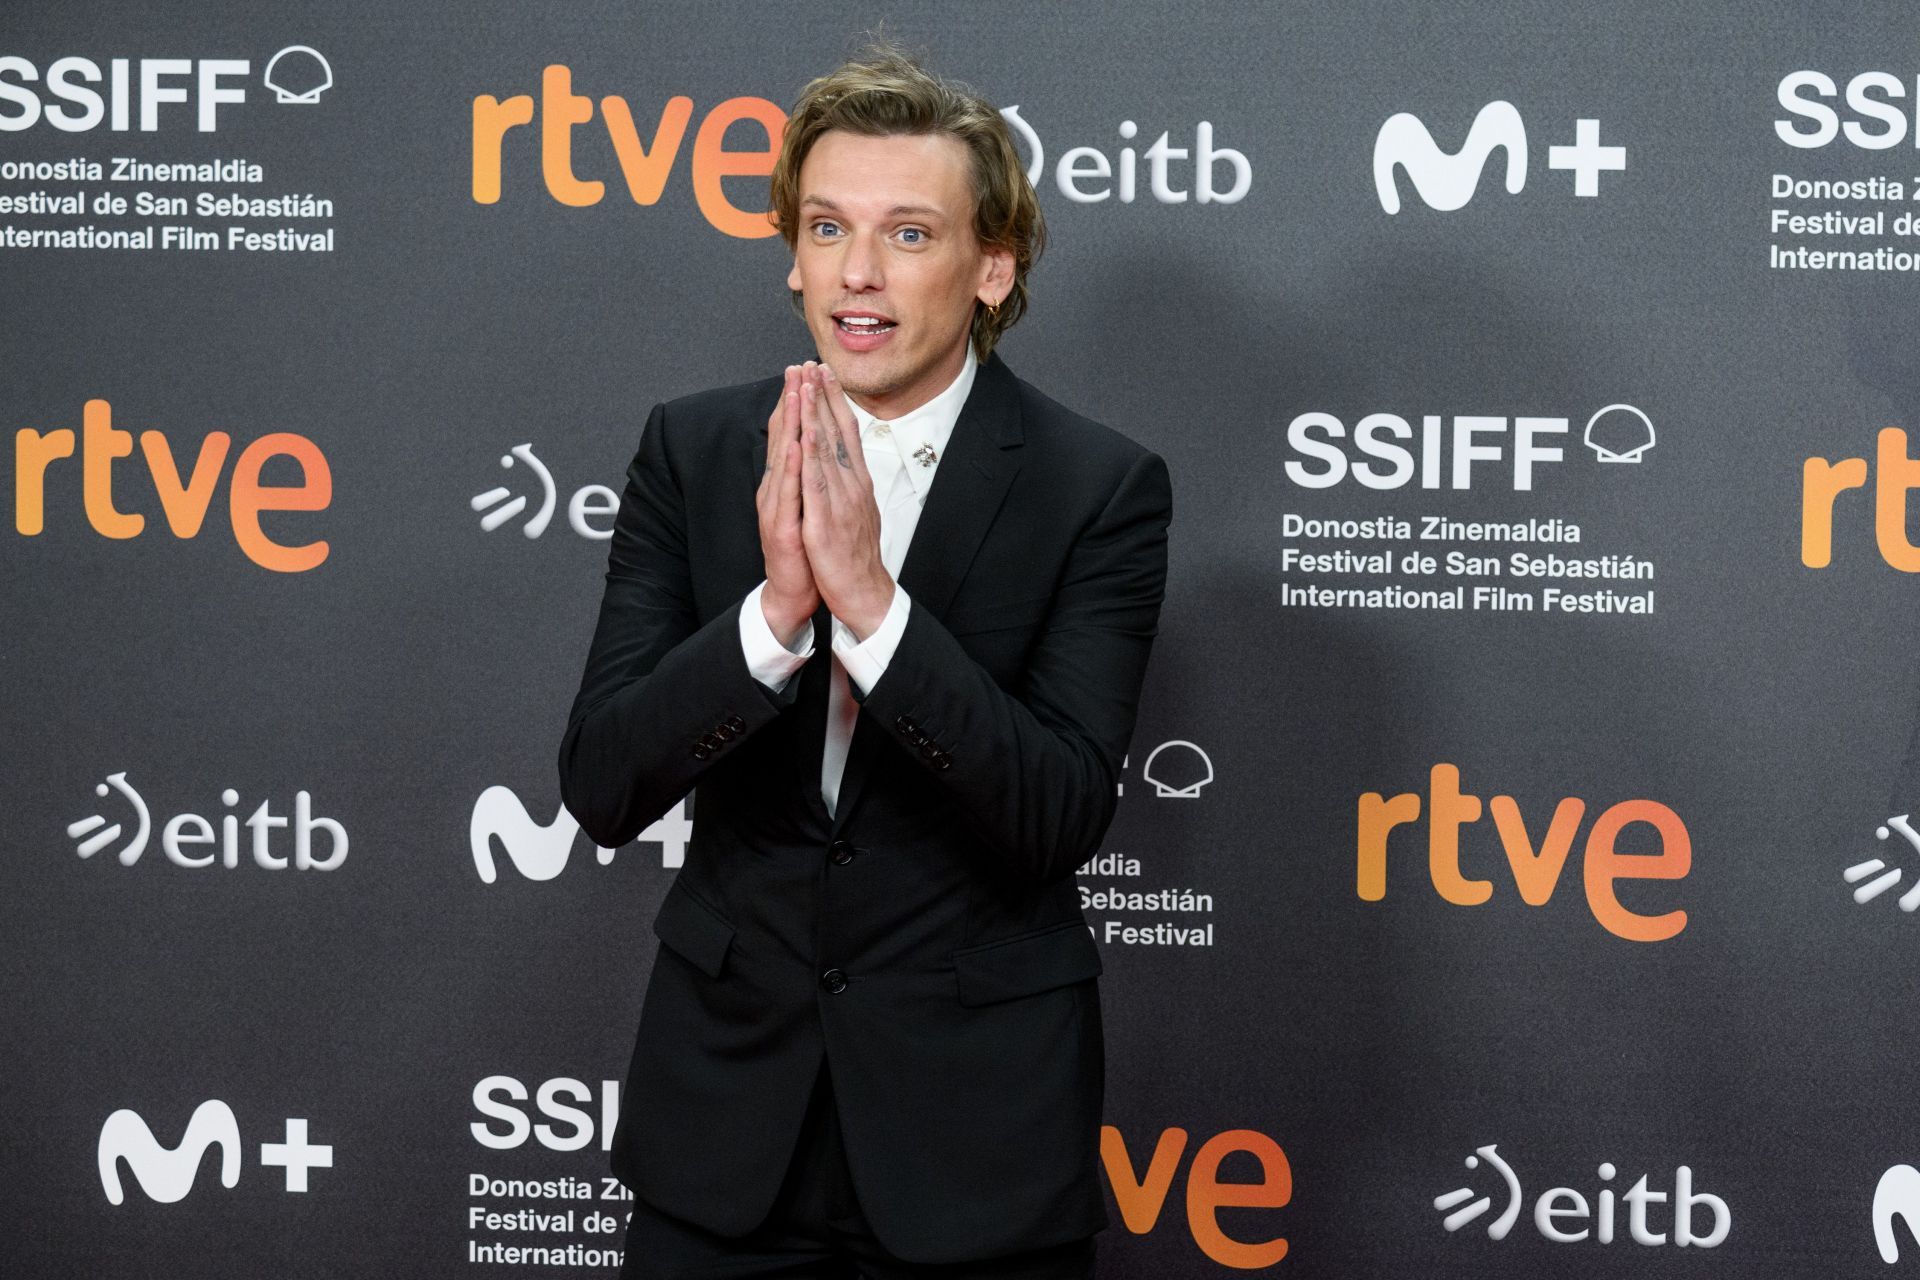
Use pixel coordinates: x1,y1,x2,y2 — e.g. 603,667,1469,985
844,351,977,503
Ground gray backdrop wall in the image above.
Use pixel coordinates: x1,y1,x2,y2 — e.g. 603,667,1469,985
6,1,1919,1275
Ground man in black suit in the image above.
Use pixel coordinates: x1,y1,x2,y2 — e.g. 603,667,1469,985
559,45,1171,1279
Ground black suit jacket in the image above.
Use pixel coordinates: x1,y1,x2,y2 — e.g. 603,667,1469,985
557,352,1172,1264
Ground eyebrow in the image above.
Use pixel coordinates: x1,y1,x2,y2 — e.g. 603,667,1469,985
800,195,948,221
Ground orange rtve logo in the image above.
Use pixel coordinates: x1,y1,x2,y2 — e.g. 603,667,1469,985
1357,763,1691,942
1102,1124,1291,1269
1802,426,1920,569
14,399,331,572
471,65,786,238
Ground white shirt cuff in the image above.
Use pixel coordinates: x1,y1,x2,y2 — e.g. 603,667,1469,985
739,580,814,692
832,584,911,695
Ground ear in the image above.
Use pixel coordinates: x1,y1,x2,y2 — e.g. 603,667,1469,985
786,256,803,294
976,241,1015,306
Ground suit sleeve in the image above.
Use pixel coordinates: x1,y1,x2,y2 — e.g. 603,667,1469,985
851,447,1173,885
557,402,800,848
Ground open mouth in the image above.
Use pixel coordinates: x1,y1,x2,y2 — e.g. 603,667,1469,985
834,314,898,335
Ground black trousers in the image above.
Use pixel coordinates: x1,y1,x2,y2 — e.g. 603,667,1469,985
617,1062,1099,1279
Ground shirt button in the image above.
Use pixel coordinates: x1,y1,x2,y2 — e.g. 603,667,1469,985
820,968,848,994
828,839,856,866
871,421,891,436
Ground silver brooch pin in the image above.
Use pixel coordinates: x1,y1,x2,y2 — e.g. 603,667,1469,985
912,442,938,468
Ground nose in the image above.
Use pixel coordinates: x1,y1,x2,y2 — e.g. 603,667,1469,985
840,228,885,293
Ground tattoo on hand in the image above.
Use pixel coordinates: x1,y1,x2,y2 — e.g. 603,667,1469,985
834,439,851,468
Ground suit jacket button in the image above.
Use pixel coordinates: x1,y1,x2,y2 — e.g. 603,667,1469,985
713,724,736,741
820,968,848,994
699,733,721,750
726,715,746,732
932,751,953,770
895,714,917,734
692,745,711,760
919,740,940,758
828,839,856,866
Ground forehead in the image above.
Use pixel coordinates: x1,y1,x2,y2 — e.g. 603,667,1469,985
798,130,975,221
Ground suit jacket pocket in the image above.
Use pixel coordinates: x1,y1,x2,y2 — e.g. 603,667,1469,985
652,880,735,979
952,920,1102,1006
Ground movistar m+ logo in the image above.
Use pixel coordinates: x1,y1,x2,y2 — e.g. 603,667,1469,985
1373,101,1627,213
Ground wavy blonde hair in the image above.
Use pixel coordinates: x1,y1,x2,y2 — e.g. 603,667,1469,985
770,44,1045,359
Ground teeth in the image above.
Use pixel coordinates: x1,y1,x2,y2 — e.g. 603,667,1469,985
839,317,890,328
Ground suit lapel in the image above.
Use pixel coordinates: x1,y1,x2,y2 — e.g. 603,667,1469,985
827,354,1025,838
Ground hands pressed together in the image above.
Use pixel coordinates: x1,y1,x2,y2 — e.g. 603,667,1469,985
756,361,895,645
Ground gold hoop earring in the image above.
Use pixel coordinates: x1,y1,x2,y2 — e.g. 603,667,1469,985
986,299,1001,321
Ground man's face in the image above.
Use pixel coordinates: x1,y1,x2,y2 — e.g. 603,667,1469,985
787,129,1012,419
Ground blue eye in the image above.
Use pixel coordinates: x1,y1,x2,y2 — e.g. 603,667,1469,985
814,221,842,238
898,228,926,244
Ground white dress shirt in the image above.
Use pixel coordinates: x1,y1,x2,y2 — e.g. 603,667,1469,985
737,354,978,816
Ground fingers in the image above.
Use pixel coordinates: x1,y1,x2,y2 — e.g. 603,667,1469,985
799,381,831,500
816,365,872,487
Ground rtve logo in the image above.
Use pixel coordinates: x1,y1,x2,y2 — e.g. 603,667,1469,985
1373,100,1627,213
1434,1143,1729,1249
1357,764,1692,942
470,67,1251,234
1777,71,1920,149
1102,1124,1290,1269
99,1100,333,1203
471,785,690,882
471,443,617,541
69,770,348,871
0,47,331,133
471,66,784,237
14,399,332,571
1801,428,1920,570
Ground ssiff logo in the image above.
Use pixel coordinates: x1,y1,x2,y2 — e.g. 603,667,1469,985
1357,764,1691,941
1435,1143,1729,1247
0,46,331,133
99,1101,332,1203
1373,101,1627,213
471,785,691,881
69,770,348,870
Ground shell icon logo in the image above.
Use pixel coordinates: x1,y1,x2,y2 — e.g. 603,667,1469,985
263,46,331,104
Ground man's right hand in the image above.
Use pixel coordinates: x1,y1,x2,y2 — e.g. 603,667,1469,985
755,363,821,643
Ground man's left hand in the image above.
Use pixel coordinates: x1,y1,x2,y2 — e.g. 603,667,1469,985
798,364,895,641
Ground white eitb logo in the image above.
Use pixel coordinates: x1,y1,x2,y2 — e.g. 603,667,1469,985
1843,813,1920,914
1373,101,1627,213
471,443,619,540
1434,1143,1729,1247
99,1102,331,1203
999,105,1250,206
68,770,347,870
470,785,692,881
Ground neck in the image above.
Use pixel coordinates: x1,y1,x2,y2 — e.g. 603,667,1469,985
845,341,972,420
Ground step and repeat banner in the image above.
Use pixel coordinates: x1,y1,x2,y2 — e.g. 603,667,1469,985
6,1,1920,1276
